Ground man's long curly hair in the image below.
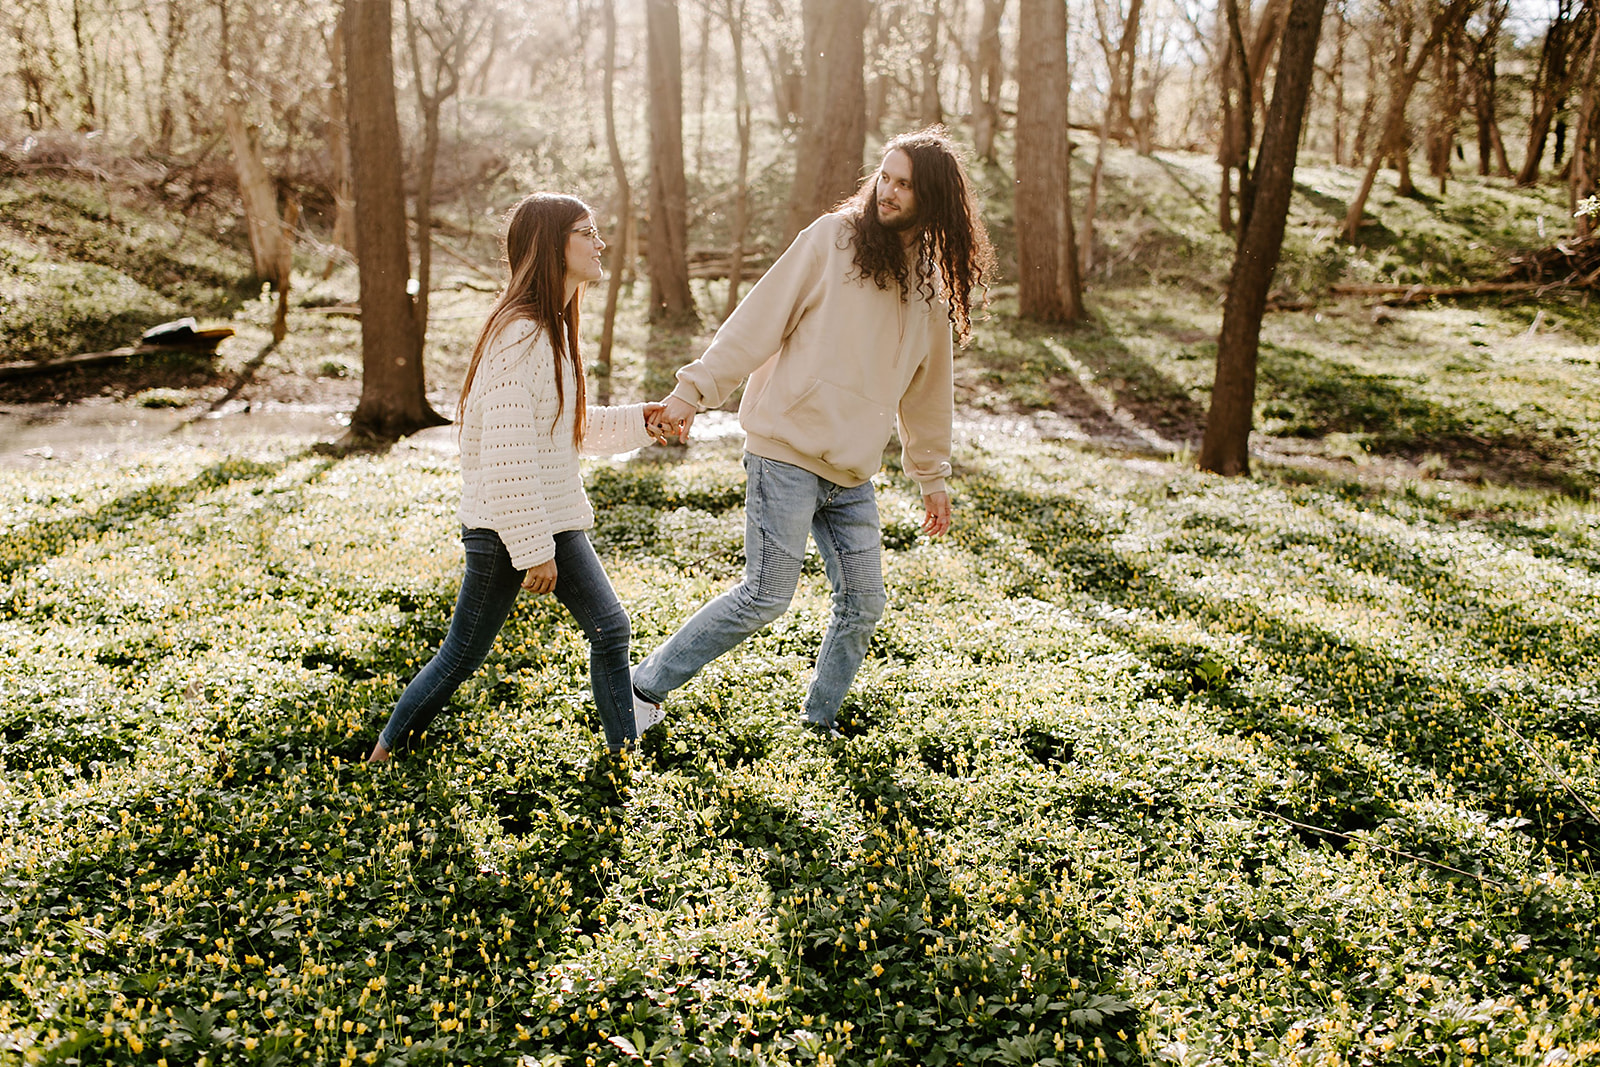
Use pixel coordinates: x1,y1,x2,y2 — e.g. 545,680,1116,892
835,126,995,345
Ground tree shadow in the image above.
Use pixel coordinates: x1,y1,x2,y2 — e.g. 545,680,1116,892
958,470,1600,863
1256,341,1594,496
0,451,314,582
967,314,1210,450
1291,179,1349,217
724,774,1143,1064
184,337,279,423
0,347,228,405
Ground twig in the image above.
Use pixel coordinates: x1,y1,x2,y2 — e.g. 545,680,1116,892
1480,705,1600,827
429,234,500,282
1216,803,1513,889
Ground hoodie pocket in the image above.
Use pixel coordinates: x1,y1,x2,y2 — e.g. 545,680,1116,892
767,378,894,479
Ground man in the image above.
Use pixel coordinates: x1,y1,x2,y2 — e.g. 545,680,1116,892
634,126,995,738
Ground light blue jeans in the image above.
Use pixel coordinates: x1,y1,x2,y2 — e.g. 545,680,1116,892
377,527,636,753
633,454,888,727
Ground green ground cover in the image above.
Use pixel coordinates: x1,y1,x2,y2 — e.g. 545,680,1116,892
2,421,1598,1065
5,137,1600,1065
0,178,254,361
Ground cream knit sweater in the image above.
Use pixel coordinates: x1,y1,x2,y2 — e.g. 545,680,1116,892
456,318,653,570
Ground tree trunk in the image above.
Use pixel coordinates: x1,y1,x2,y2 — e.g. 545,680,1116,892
1466,0,1508,176
1216,0,1253,234
1331,0,1347,164
646,0,696,321
1517,0,1580,186
1015,0,1084,322
1341,0,1475,242
324,23,357,260
222,99,286,285
1109,0,1146,141
402,0,462,346
1426,30,1464,193
722,0,753,319
343,0,445,441
762,0,805,130
919,0,944,125
272,199,299,344
599,0,630,403
1200,0,1327,476
1082,117,1109,275
1351,45,1377,161
692,0,713,180
969,0,1006,161
1571,10,1600,235
70,0,96,129
785,0,869,239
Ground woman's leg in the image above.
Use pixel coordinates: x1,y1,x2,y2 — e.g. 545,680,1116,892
370,528,524,760
550,529,635,751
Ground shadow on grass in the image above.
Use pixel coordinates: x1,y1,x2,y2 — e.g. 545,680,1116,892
0,452,312,582
1291,180,1350,217
1257,341,1595,497
970,314,1210,448
0,346,230,404
729,774,1142,1065
956,469,1600,862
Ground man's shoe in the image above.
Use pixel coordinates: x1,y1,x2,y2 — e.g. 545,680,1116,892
633,686,665,736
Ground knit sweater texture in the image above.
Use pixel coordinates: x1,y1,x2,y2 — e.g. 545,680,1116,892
669,212,954,495
456,318,652,569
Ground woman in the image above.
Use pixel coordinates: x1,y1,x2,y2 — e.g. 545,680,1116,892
368,193,666,762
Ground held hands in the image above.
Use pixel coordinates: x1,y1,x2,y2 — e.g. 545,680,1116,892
645,395,698,445
521,559,557,594
921,491,951,537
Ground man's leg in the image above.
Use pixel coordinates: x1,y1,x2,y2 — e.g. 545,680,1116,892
803,479,887,727
633,455,816,703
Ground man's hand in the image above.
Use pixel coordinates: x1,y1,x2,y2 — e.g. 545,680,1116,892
921,491,951,537
521,559,557,594
657,394,699,444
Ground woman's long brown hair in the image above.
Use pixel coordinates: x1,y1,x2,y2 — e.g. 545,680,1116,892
457,193,590,446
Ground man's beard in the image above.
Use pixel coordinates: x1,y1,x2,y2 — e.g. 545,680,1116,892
877,204,919,233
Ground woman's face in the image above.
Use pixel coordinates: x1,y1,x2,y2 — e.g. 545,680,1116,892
564,215,606,286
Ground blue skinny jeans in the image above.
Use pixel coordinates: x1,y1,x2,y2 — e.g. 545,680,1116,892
377,527,636,752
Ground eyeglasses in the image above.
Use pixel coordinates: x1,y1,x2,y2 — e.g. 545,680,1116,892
569,225,602,242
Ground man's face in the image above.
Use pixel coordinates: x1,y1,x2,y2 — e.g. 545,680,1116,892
874,149,918,232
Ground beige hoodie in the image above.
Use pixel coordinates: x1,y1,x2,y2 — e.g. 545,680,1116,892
670,213,954,496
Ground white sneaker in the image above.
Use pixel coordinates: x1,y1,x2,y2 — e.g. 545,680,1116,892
632,688,665,735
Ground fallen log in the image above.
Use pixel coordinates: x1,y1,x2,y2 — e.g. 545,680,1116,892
0,318,235,382
1332,233,1600,305
1,344,171,381
1329,280,1553,305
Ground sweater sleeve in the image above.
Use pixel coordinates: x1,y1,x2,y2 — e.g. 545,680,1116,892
477,339,559,569
896,323,954,497
670,217,833,410
580,402,655,457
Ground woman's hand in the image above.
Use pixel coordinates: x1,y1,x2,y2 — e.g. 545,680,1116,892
643,402,673,444
521,559,557,594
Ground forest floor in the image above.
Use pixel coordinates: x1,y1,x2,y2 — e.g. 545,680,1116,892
5,148,1600,1066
